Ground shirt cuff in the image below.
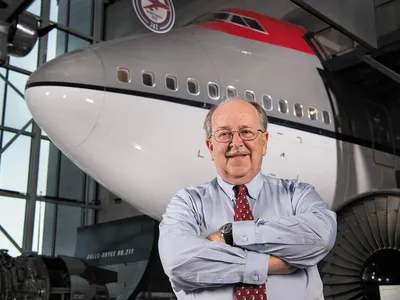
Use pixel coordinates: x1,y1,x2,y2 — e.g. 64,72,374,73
243,251,270,284
232,220,256,246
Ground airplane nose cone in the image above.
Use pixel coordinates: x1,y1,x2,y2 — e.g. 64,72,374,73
25,47,105,150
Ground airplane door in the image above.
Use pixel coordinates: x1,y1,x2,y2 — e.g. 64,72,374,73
367,101,395,168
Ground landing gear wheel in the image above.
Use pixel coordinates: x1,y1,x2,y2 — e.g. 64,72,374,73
318,193,400,300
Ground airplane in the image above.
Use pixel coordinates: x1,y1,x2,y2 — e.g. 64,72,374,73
143,0,171,12
24,8,400,300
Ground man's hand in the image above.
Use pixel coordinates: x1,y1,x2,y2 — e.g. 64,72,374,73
207,231,225,243
268,256,297,275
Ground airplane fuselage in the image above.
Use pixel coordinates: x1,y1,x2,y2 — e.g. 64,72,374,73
25,9,400,223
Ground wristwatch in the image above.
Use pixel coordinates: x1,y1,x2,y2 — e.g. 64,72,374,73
219,223,233,246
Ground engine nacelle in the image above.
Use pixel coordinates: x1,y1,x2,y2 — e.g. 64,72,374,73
0,249,118,300
0,11,38,65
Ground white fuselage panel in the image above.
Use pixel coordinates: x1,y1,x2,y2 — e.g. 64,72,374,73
26,86,396,220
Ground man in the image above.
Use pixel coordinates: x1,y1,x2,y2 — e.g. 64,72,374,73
158,97,337,300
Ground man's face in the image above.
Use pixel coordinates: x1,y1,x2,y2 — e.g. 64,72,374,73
206,100,269,185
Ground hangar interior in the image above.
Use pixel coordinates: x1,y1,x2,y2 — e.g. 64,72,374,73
1,0,400,299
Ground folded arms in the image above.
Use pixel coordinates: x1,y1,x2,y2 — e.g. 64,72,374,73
232,183,337,269
158,183,337,291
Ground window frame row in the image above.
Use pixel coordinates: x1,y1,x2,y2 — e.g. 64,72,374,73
116,67,331,125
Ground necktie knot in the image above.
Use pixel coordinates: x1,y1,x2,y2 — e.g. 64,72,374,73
234,184,247,197
234,185,253,222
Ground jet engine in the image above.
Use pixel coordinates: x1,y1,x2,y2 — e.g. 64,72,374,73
0,11,38,65
0,249,117,300
319,192,400,300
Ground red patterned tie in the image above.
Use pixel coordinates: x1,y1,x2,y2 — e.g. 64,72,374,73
234,185,267,300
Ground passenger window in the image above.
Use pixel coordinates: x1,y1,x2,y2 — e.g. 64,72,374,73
166,75,178,91
208,82,219,100
294,103,303,118
245,90,255,102
308,107,318,121
323,111,331,124
142,71,154,87
117,67,130,83
262,95,272,111
226,86,237,98
187,78,199,95
279,99,288,114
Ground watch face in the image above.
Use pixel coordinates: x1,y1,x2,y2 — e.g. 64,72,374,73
219,223,232,234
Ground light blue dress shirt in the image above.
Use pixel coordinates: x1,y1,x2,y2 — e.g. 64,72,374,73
158,172,337,300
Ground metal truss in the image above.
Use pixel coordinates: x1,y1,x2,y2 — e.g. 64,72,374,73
0,188,101,209
0,0,105,254
0,224,23,254
0,119,32,155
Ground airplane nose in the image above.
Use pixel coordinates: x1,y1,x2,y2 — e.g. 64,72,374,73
25,47,105,150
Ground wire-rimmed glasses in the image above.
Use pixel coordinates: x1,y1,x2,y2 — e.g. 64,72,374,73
211,128,265,143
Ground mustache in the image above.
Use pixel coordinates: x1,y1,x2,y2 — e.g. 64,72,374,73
225,148,251,157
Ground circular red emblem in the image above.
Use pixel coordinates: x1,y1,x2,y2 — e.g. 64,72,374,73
133,0,175,34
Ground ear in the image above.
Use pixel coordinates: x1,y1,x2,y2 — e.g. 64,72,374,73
262,131,269,156
206,139,215,161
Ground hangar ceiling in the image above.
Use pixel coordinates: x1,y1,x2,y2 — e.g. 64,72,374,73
0,0,34,22
281,0,400,99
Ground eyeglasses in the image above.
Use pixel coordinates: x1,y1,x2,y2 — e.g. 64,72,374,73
211,128,265,143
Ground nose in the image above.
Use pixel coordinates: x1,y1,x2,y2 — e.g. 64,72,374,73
230,131,244,147
24,47,105,150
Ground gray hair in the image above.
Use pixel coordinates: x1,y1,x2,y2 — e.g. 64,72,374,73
203,96,269,139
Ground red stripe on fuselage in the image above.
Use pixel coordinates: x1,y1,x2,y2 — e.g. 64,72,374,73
197,10,316,56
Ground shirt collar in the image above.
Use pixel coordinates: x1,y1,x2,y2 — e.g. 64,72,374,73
217,171,263,200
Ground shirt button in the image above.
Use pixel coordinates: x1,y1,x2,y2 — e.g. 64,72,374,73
242,236,248,242
253,275,259,281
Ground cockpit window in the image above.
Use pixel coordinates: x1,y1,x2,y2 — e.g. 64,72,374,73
242,17,266,33
188,12,266,34
190,12,230,25
230,15,247,27
213,12,230,22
